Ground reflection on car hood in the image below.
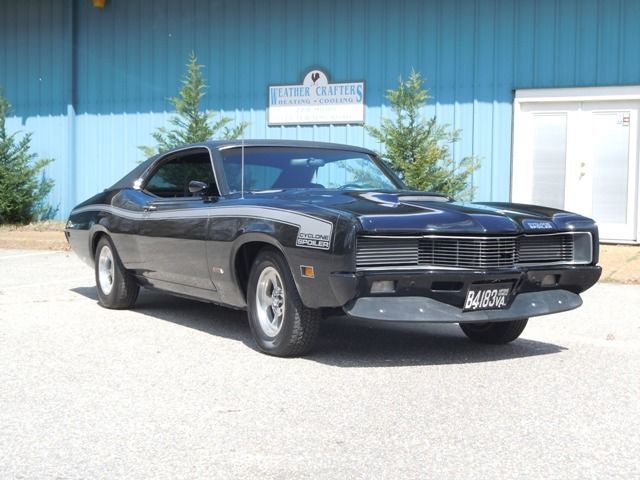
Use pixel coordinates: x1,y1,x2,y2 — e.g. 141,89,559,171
255,190,595,234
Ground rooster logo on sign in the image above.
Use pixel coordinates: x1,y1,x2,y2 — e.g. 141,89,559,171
311,72,320,84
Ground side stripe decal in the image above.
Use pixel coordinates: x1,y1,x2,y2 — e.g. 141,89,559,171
70,204,334,250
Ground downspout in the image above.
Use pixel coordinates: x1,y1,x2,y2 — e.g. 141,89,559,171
65,0,77,216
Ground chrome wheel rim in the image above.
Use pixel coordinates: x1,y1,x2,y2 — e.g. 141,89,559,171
98,245,115,295
255,266,285,337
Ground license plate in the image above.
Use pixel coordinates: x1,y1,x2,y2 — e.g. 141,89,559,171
463,283,513,312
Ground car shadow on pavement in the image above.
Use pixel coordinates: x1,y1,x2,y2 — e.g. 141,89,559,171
309,317,567,367
72,286,250,343
72,287,567,367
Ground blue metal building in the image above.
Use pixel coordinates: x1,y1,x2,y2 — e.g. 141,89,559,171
1,0,639,241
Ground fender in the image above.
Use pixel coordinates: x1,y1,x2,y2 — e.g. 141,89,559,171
218,230,345,309
213,232,295,308
87,224,110,265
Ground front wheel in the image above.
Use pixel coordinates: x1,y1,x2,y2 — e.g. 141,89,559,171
459,319,528,344
94,236,139,309
247,248,320,357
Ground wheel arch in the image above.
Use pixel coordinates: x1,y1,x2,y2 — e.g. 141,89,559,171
231,234,294,303
88,226,111,265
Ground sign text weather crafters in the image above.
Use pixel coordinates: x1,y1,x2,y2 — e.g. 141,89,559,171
268,70,364,125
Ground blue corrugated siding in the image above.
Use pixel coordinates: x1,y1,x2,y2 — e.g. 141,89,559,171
1,0,640,218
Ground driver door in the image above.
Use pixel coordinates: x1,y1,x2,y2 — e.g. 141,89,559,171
137,148,219,298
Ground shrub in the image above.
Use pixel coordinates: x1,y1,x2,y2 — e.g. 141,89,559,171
140,53,249,157
366,70,479,199
0,91,55,224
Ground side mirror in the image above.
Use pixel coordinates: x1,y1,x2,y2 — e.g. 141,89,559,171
188,180,209,194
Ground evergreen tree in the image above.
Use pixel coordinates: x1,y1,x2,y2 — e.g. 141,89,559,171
141,53,248,157
367,70,478,199
0,91,54,224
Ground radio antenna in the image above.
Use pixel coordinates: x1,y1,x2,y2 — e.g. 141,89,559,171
241,137,245,199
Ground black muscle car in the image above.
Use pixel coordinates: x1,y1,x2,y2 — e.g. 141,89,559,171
66,140,601,356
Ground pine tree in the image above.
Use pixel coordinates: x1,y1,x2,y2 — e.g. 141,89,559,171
140,53,248,157
367,70,478,199
0,91,54,224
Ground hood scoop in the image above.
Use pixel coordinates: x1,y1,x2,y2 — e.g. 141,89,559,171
398,194,451,203
358,192,450,208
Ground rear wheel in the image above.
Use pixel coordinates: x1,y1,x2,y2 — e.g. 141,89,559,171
94,236,139,309
459,319,528,344
247,248,320,357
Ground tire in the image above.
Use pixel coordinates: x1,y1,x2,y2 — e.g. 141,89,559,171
94,236,139,309
459,319,528,344
247,248,320,357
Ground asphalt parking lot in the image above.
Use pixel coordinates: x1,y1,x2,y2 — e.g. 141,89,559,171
0,249,638,479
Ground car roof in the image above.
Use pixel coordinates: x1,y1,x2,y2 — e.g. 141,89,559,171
198,139,379,156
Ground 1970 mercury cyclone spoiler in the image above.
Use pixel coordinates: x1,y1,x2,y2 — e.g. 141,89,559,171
66,140,601,356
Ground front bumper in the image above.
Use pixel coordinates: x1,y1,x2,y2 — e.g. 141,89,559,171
330,265,601,323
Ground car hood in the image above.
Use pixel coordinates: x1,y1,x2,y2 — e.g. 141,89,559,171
259,190,595,234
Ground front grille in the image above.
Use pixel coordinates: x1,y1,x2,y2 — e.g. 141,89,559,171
355,237,420,266
517,234,574,264
356,233,589,269
418,237,516,269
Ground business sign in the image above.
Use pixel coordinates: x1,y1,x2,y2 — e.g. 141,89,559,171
268,70,365,125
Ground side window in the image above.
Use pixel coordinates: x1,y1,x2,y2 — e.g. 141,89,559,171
144,151,218,198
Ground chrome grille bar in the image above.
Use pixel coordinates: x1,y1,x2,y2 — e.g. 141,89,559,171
356,238,420,266
516,235,574,265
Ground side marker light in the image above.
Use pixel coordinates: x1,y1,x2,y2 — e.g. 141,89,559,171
300,266,315,278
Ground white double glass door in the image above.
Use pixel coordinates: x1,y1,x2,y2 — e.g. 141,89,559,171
513,93,639,242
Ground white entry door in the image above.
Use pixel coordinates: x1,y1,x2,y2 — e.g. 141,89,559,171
513,91,639,243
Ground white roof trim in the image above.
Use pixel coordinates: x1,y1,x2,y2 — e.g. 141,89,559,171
515,85,640,103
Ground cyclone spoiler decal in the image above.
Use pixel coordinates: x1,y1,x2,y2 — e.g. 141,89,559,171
296,231,331,249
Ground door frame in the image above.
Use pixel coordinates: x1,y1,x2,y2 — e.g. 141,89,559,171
512,86,640,244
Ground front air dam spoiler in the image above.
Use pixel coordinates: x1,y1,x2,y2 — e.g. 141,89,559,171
344,289,583,323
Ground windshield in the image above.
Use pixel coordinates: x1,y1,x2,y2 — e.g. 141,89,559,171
220,146,401,193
